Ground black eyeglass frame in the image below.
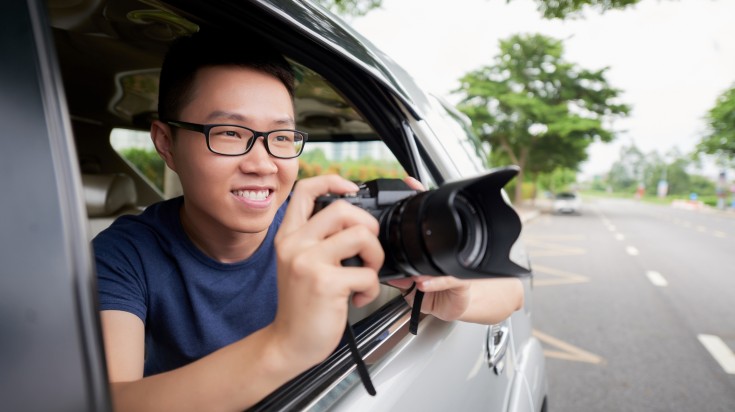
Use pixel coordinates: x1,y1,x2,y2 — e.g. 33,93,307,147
164,120,308,159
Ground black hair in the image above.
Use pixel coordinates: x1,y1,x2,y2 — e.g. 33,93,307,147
157,30,295,121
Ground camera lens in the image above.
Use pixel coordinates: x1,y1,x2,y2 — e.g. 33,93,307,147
454,194,486,268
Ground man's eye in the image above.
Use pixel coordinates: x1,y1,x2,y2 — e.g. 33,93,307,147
214,128,242,139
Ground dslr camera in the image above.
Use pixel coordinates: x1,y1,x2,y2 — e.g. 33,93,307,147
312,166,529,280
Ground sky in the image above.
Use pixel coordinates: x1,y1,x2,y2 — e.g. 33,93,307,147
349,0,735,179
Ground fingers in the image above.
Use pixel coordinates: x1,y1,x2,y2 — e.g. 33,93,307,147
411,275,469,293
279,175,359,237
276,174,384,305
402,175,425,191
299,217,383,271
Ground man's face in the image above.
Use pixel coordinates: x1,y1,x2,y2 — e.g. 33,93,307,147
168,65,299,236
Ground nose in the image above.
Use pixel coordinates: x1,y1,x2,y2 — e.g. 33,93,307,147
239,136,277,175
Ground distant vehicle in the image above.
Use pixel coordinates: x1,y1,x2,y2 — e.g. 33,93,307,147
553,192,582,214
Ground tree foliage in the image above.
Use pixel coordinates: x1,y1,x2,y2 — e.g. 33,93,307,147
455,33,629,203
315,0,381,17
119,148,164,191
697,85,735,165
322,0,651,19
509,0,641,19
606,145,716,197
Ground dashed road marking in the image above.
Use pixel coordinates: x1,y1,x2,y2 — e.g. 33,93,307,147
614,233,625,241
698,334,735,374
626,246,639,256
714,231,727,238
645,270,668,287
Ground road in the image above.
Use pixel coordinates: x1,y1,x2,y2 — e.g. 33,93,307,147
523,197,735,412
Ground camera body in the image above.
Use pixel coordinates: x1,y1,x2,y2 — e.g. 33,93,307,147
312,166,530,280
314,179,419,278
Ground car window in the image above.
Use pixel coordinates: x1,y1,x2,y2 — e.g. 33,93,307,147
110,128,167,193
51,2,417,407
300,141,405,181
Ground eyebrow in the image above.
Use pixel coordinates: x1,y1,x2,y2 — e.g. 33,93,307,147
205,111,295,128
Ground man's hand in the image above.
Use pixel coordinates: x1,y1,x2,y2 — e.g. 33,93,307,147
271,174,384,370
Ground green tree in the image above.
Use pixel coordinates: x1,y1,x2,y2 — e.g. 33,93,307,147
537,167,578,194
119,147,165,191
606,147,716,197
508,0,641,19
315,0,381,17
323,0,660,19
455,33,629,204
697,85,735,166
607,144,645,192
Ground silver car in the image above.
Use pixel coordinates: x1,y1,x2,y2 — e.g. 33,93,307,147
0,0,547,410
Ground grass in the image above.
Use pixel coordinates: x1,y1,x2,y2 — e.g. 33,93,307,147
579,190,721,207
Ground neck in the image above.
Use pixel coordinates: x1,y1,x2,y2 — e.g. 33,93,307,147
179,202,268,263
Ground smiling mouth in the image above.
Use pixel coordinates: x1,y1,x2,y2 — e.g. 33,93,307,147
232,189,272,201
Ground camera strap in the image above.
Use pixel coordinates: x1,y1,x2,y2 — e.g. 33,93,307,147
344,320,376,396
344,282,426,396
409,288,424,335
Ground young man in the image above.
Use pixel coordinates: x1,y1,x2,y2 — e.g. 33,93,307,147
95,31,523,411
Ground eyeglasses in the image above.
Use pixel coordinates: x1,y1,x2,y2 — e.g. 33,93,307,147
165,120,307,159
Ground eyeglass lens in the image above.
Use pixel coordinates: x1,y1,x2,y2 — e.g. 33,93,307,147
208,125,305,158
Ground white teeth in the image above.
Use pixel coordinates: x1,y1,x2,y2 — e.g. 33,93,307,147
234,190,269,200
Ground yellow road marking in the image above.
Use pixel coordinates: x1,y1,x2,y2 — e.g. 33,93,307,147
533,329,605,365
525,235,587,257
533,264,590,286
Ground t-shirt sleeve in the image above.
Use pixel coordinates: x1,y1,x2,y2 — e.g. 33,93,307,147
93,228,148,323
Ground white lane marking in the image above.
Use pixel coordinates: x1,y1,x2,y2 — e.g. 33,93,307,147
696,225,707,233
607,225,616,232
614,233,625,241
626,246,639,256
645,270,668,287
698,334,735,374
714,231,726,238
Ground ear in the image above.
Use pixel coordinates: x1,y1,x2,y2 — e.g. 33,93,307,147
151,120,177,173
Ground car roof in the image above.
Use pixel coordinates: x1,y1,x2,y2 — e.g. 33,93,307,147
252,0,429,116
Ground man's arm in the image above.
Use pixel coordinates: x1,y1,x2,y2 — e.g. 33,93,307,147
100,175,384,412
390,275,524,325
102,310,310,411
459,278,524,324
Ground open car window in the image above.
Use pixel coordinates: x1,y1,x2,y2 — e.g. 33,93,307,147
51,0,420,408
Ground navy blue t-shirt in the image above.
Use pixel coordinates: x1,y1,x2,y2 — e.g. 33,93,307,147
94,197,285,376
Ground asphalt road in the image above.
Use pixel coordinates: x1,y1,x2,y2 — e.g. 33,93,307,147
523,197,735,412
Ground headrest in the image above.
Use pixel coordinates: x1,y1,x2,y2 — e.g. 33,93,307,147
81,173,137,217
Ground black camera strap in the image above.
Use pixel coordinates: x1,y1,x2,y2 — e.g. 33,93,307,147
409,288,424,335
345,282,425,396
344,320,376,396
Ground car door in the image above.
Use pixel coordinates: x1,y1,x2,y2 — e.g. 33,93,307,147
0,0,110,410
240,2,527,410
